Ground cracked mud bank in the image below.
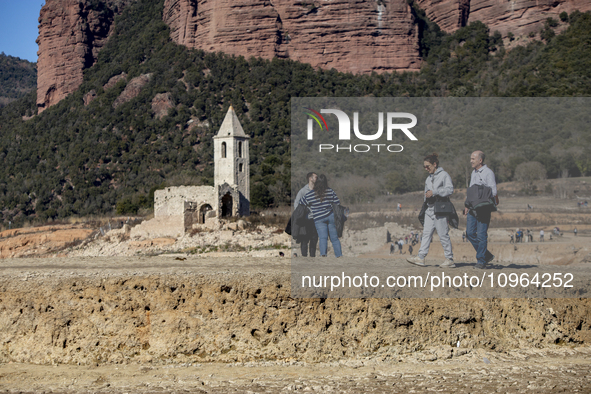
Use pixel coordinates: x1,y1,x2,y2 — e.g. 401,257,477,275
0,257,590,366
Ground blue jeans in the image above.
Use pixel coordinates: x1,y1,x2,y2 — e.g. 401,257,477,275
466,211,494,265
314,213,342,257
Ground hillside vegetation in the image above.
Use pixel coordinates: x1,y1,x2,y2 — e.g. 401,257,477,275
0,0,590,225
0,53,37,108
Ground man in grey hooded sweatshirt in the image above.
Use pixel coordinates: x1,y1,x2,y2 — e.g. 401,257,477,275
407,153,455,268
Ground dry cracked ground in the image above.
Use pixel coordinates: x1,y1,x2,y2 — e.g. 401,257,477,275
0,256,590,393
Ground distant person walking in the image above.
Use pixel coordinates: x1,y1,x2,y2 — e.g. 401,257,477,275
300,174,342,257
540,229,544,242
407,153,456,268
574,227,578,236
463,150,497,269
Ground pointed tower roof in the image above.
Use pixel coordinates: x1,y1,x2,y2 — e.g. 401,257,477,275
215,106,249,138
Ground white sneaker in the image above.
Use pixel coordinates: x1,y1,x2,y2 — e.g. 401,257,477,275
440,259,456,268
406,256,426,267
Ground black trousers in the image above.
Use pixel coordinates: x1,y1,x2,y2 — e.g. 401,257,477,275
300,225,319,257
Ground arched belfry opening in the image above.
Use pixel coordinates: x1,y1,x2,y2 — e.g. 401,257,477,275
221,142,227,158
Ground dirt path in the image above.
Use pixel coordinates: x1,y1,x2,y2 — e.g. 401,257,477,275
1,347,590,393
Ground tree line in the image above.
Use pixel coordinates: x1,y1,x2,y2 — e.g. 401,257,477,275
0,0,590,226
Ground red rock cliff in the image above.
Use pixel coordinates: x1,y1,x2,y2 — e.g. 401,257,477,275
163,0,421,74
36,0,591,112
415,0,591,35
36,0,126,113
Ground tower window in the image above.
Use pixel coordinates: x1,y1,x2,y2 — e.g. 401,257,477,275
239,163,243,172
221,142,227,158
238,141,243,158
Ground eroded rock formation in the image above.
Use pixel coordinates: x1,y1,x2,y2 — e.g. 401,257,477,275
112,73,152,108
35,0,591,112
151,92,175,119
0,258,589,364
0,225,94,258
103,72,127,89
36,0,129,113
415,0,591,35
83,89,97,105
163,0,421,74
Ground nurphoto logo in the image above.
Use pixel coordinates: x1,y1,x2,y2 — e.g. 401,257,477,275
304,108,418,153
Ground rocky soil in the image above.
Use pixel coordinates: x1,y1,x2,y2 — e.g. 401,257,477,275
0,225,94,259
0,257,590,364
0,256,590,392
0,220,291,259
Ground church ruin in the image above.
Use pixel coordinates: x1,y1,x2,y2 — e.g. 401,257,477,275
130,107,250,239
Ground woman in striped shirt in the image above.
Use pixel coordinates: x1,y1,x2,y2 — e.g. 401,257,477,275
301,174,342,257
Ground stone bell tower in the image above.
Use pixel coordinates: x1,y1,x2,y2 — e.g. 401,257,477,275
213,106,250,216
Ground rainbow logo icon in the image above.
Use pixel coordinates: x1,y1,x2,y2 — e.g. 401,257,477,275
304,108,328,139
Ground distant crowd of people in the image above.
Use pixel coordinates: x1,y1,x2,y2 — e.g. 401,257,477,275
508,226,579,243
390,232,420,255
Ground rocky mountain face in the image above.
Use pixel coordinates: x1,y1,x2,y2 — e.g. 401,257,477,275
36,0,130,113
415,0,591,35
162,0,421,75
35,0,591,112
